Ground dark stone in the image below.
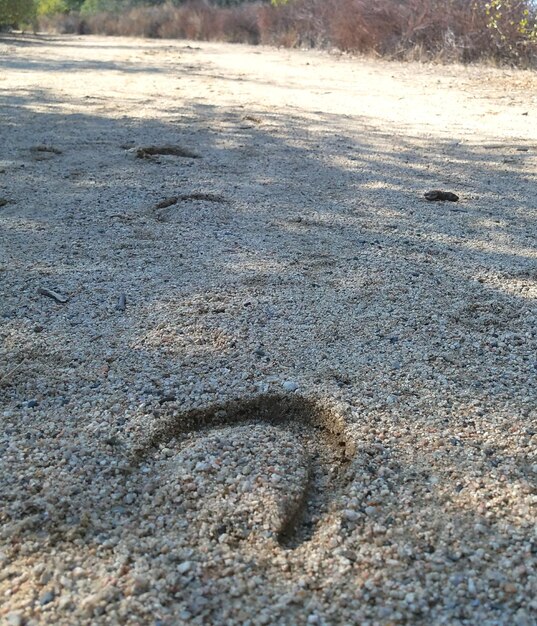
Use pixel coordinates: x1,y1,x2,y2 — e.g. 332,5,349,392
159,394,176,404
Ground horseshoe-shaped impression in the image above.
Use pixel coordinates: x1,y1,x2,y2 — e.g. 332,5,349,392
131,393,356,549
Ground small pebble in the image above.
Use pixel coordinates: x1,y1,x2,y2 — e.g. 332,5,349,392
282,381,299,392
177,561,192,574
342,509,359,522
39,590,55,606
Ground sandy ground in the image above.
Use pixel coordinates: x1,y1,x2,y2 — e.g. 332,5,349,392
0,34,536,625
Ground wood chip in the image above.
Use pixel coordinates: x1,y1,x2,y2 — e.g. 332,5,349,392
136,145,200,159
38,287,69,303
109,213,134,221
424,190,459,202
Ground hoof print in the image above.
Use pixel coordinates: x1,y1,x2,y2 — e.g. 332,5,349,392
133,394,355,549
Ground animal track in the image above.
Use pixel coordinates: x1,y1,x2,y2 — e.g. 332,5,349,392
135,144,200,159
132,393,356,549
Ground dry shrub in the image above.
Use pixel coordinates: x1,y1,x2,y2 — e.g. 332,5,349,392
87,11,121,36
258,0,332,48
257,0,467,59
257,4,298,47
220,5,260,44
52,2,261,43
172,3,221,41
328,0,406,54
115,6,167,38
37,12,88,34
37,0,537,66
266,0,488,61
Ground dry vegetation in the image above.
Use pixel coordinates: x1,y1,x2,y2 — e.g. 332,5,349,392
37,0,537,66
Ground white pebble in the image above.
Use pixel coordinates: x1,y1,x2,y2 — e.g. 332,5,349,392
342,509,359,522
282,381,299,392
177,561,192,574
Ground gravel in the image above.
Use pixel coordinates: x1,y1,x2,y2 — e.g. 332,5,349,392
0,34,536,625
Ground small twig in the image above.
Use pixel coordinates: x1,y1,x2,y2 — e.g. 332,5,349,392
0,360,26,384
154,197,178,210
38,287,69,304
109,213,134,221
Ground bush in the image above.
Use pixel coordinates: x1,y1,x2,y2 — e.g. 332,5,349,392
0,0,36,26
37,0,85,13
80,0,126,15
36,0,537,67
38,0,69,15
483,0,537,63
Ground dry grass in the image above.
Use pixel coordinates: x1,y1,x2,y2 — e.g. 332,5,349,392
37,0,537,66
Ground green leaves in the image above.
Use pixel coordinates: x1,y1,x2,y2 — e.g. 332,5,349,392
37,0,69,16
79,0,154,16
0,0,36,25
480,0,537,58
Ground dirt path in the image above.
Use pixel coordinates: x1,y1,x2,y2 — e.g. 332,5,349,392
1,34,536,626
